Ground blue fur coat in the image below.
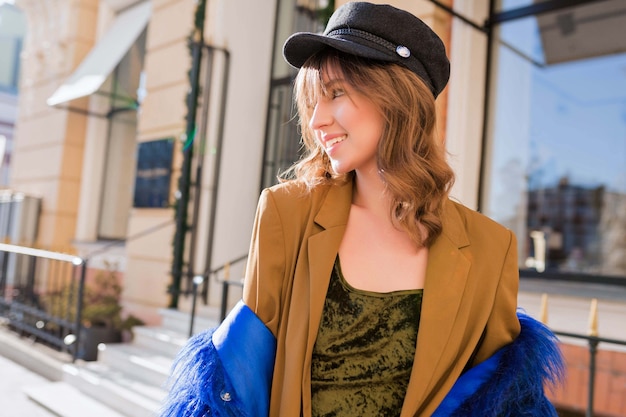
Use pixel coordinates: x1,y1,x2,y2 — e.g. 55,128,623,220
160,301,563,417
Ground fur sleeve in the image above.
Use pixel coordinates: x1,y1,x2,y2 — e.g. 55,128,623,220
160,301,276,417
434,311,565,417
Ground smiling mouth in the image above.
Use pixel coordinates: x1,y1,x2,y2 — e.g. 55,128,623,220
326,135,347,148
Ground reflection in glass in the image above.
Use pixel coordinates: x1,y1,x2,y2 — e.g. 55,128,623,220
485,3,626,277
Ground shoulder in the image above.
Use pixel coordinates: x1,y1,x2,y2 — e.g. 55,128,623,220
252,181,330,228
443,199,514,249
257,179,352,232
264,179,334,198
446,200,508,231
261,179,346,213
264,180,321,201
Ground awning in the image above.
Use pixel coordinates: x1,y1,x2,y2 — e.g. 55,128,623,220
538,0,626,65
47,1,151,107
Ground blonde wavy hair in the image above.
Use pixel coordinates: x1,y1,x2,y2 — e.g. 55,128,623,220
283,50,455,247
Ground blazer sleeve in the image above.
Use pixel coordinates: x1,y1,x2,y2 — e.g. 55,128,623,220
242,188,287,337
473,229,521,365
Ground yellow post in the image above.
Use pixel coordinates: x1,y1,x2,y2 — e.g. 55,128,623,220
588,298,599,337
224,263,231,281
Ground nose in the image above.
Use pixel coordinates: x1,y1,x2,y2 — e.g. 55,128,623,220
309,99,332,130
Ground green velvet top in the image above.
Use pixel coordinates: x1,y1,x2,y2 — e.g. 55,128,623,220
311,257,423,417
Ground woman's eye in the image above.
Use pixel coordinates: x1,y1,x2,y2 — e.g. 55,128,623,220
332,89,345,99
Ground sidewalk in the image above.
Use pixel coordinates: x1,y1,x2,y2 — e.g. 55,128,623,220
0,355,57,417
518,278,626,348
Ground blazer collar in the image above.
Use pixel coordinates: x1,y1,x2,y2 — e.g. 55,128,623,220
313,180,353,230
313,181,470,248
438,200,470,249
307,179,353,343
301,180,354,413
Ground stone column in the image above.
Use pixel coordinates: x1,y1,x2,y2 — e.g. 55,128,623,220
12,0,99,250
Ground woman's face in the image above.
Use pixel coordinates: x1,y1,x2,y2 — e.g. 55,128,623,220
308,65,384,175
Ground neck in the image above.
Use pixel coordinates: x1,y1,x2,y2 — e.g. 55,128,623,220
352,168,393,218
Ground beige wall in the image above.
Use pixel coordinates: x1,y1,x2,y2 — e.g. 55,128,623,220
12,0,99,250
8,0,276,324
121,0,194,322
123,0,276,322
199,0,276,307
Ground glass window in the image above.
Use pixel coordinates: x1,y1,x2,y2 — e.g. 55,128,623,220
261,0,332,189
483,0,626,277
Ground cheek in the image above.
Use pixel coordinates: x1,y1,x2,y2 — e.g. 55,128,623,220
366,116,384,143
334,102,356,123
314,131,325,148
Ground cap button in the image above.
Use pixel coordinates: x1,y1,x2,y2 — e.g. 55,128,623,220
396,45,411,58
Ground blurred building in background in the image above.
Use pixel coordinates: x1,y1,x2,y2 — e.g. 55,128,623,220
1,0,625,414
0,3,25,186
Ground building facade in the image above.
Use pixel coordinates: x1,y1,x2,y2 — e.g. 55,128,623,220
8,0,626,324
5,0,626,413
9,0,468,319
7,0,625,312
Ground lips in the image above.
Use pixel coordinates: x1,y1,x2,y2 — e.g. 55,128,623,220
324,134,347,149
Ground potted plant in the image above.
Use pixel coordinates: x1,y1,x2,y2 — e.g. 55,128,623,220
77,262,143,361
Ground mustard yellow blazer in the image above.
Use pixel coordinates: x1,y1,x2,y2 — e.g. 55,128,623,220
242,179,521,417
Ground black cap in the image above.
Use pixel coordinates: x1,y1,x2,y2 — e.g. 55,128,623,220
283,2,450,98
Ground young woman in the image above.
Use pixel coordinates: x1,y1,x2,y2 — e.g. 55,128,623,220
161,3,563,416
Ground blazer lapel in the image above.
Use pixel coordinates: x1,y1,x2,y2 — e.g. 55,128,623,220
296,181,352,416
306,181,353,347
401,202,472,416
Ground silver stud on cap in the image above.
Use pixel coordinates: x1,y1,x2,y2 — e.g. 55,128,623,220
396,45,411,58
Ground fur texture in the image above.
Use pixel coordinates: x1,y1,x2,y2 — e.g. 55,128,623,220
159,328,246,417
436,311,565,416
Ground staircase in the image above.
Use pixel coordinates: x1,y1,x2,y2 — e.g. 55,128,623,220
25,307,220,417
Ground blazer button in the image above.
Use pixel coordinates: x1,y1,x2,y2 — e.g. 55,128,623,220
220,391,232,402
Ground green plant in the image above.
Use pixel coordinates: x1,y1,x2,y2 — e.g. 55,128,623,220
81,264,144,332
49,262,143,332
81,267,124,329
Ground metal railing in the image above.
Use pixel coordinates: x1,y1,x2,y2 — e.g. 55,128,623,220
0,243,86,361
553,330,626,417
188,253,247,337
526,276,626,417
0,220,175,359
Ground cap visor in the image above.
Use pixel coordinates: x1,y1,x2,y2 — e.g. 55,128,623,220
283,32,395,69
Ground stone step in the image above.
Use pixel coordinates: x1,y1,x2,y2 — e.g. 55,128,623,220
24,381,125,417
98,343,172,387
132,325,189,358
159,307,219,335
62,362,165,417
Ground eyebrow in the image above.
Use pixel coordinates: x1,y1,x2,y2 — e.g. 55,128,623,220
323,78,346,88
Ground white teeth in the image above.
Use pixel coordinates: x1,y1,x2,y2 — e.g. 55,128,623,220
326,135,347,147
